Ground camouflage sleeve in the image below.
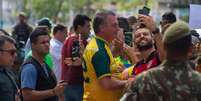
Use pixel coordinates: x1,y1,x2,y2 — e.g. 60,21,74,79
120,71,159,101
120,91,138,101
120,75,144,101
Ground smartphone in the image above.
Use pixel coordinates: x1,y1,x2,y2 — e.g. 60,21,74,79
124,32,133,47
71,40,80,61
138,6,150,28
138,6,150,16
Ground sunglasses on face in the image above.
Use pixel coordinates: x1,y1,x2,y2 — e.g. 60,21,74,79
0,49,17,56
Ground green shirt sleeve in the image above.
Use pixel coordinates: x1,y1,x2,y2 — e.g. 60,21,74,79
92,50,111,78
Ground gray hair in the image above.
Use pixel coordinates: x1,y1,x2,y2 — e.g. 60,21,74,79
0,35,16,50
93,10,116,33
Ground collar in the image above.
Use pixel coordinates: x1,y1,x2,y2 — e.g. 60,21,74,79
95,36,110,46
140,50,158,63
163,59,188,64
161,59,192,70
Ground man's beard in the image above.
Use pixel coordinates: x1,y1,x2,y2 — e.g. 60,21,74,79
137,42,153,51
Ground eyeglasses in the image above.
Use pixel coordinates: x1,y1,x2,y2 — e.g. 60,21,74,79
0,49,17,56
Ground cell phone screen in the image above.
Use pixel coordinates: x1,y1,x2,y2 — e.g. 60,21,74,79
124,32,133,47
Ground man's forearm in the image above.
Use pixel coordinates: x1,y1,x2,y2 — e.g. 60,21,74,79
99,76,127,90
22,88,56,101
111,78,127,90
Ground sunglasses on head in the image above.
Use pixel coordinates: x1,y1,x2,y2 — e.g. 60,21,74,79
0,49,17,56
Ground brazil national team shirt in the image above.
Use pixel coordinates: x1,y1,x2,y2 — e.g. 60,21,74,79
82,36,122,101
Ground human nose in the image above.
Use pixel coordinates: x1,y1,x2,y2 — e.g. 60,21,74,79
138,33,144,38
44,42,50,48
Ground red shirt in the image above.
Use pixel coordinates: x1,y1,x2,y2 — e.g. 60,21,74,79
61,35,87,85
132,51,161,76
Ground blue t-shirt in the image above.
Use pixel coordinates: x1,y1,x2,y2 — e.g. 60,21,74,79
21,64,49,89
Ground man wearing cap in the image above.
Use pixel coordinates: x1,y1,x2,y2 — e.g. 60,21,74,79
120,21,201,101
12,12,33,45
12,12,33,63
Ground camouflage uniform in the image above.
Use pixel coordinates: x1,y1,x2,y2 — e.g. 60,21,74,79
120,21,201,101
120,60,201,101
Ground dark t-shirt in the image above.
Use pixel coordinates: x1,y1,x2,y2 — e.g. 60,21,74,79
12,23,32,43
0,66,17,101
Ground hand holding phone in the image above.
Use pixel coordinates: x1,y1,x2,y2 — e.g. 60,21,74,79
71,40,80,61
138,6,150,28
138,6,150,16
124,32,133,46
138,15,157,33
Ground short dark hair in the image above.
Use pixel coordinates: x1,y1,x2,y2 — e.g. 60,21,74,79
162,12,176,23
53,24,67,35
0,35,16,50
93,11,116,33
30,27,49,44
73,14,91,31
164,35,191,55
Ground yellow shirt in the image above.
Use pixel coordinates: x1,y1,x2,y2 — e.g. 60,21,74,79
82,36,122,101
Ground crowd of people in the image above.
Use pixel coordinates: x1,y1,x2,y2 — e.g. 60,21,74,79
1,9,201,101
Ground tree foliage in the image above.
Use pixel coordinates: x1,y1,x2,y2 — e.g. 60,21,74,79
23,0,148,23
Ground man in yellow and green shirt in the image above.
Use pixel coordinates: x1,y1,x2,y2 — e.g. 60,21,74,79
82,11,128,101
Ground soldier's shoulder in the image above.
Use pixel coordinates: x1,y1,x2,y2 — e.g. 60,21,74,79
130,67,163,94
134,66,162,82
144,66,163,76
189,71,201,94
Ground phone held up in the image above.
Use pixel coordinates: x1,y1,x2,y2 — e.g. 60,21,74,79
71,40,80,61
138,6,150,16
124,32,133,47
138,6,150,28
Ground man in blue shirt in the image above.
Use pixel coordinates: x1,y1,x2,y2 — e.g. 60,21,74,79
20,28,67,101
